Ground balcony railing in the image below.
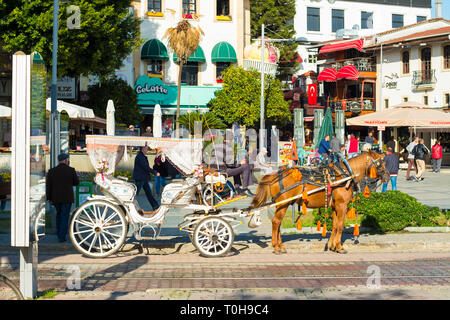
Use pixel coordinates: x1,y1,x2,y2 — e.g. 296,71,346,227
412,69,436,87
321,57,376,73
328,98,375,113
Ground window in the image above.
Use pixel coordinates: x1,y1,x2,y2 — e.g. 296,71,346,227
183,0,196,15
308,54,317,64
392,14,403,28
384,99,389,109
423,95,429,106
402,51,410,74
444,45,450,69
307,7,320,32
332,9,344,33
216,0,229,16
403,97,408,102
148,0,162,12
216,62,230,81
361,11,373,29
417,16,427,23
444,93,450,106
181,61,198,86
147,60,163,75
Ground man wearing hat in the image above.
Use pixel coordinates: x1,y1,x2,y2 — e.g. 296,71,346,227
46,153,80,242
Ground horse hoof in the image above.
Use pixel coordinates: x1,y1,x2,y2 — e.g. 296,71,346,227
273,250,282,255
280,248,287,254
336,248,348,254
324,243,329,251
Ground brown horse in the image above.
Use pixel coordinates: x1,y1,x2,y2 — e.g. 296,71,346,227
250,150,390,254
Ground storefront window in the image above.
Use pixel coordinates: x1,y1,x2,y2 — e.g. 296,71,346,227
437,133,450,153
181,61,198,86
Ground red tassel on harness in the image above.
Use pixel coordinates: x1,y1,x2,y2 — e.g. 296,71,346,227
353,223,360,236
369,166,377,179
302,202,308,215
347,207,356,219
296,219,302,231
363,185,370,198
316,220,321,231
322,223,327,237
302,189,309,202
327,183,331,195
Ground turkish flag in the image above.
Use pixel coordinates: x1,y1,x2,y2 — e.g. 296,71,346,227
308,83,317,105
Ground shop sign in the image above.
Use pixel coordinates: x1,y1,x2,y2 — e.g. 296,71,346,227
134,75,176,105
57,77,76,99
377,125,385,131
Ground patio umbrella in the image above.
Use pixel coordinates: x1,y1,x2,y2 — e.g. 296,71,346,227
106,100,115,136
153,104,162,138
0,105,11,118
346,101,450,129
315,108,334,147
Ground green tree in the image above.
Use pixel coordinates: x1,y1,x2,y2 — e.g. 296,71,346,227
177,112,226,135
250,0,299,82
208,66,291,127
82,77,143,126
0,0,142,79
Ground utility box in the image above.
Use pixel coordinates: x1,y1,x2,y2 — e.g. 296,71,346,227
75,182,93,208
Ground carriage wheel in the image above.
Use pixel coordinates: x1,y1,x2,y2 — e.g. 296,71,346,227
193,217,234,257
69,200,127,258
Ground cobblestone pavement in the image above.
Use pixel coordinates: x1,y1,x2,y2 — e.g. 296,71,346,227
1,251,449,299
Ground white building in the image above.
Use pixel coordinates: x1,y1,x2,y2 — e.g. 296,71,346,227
365,18,450,162
294,0,432,77
126,0,250,124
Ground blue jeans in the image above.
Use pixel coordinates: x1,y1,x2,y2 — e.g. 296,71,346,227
155,176,167,196
135,180,159,210
382,175,397,192
54,203,72,242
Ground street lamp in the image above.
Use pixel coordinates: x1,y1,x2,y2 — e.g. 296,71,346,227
50,0,60,169
253,26,309,150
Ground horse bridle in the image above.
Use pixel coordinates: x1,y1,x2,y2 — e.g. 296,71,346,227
363,153,388,190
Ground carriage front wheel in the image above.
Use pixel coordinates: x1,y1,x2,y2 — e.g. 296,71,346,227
69,200,128,258
193,217,234,257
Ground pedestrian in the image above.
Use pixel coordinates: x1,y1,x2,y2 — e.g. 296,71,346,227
330,133,341,154
382,147,399,192
405,136,419,181
45,153,79,242
386,138,396,152
364,130,374,144
347,133,359,159
411,138,429,182
255,147,274,174
126,125,136,136
153,150,168,197
431,140,443,173
142,126,153,137
133,145,160,210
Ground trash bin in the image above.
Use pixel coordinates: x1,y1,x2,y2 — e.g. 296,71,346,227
75,182,93,207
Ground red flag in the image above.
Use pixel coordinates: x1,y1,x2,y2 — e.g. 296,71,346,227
308,83,317,105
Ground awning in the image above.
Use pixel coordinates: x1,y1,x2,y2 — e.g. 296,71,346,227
173,46,206,63
141,39,169,60
317,67,337,82
46,98,95,119
319,39,364,54
336,65,359,80
211,42,237,63
0,105,11,118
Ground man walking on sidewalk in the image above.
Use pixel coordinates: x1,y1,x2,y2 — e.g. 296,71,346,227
405,136,419,181
412,138,429,182
46,153,79,242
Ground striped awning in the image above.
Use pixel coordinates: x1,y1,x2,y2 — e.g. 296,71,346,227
141,39,169,60
319,39,364,54
211,42,237,63
336,65,359,80
173,46,206,63
317,67,337,82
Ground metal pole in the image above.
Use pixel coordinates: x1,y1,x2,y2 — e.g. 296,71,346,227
50,0,60,169
259,24,265,151
378,43,383,151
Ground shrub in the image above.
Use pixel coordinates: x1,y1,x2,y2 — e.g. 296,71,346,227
354,191,441,232
0,171,11,183
114,170,133,180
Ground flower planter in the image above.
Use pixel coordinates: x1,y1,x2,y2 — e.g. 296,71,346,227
147,11,164,17
0,182,11,196
216,15,232,21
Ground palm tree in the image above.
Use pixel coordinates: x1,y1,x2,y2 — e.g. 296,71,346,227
164,20,204,137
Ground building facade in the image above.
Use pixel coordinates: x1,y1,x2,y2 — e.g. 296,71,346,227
294,0,432,78
127,0,251,125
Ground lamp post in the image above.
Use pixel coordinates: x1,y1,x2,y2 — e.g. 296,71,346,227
50,0,60,169
379,42,383,151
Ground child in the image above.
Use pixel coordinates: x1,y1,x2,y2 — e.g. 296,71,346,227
382,147,399,192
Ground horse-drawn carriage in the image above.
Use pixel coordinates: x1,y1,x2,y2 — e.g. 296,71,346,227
69,135,389,258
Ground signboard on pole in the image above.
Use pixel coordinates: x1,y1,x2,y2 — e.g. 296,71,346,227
57,76,76,99
377,125,385,131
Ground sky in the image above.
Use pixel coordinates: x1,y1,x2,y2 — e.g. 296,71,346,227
431,0,450,19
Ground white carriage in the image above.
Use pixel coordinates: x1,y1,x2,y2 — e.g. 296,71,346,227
69,135,262,258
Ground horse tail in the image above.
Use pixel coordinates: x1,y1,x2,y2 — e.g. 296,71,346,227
250,175,273,209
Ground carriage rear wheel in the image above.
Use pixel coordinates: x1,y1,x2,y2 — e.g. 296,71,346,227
193,217,234,257
69,200,128,258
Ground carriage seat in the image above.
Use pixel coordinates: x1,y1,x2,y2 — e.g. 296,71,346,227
138,209,158,218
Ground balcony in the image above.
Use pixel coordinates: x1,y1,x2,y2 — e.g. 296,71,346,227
322,57,376,73
328,98,375,114
412,69,436,91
